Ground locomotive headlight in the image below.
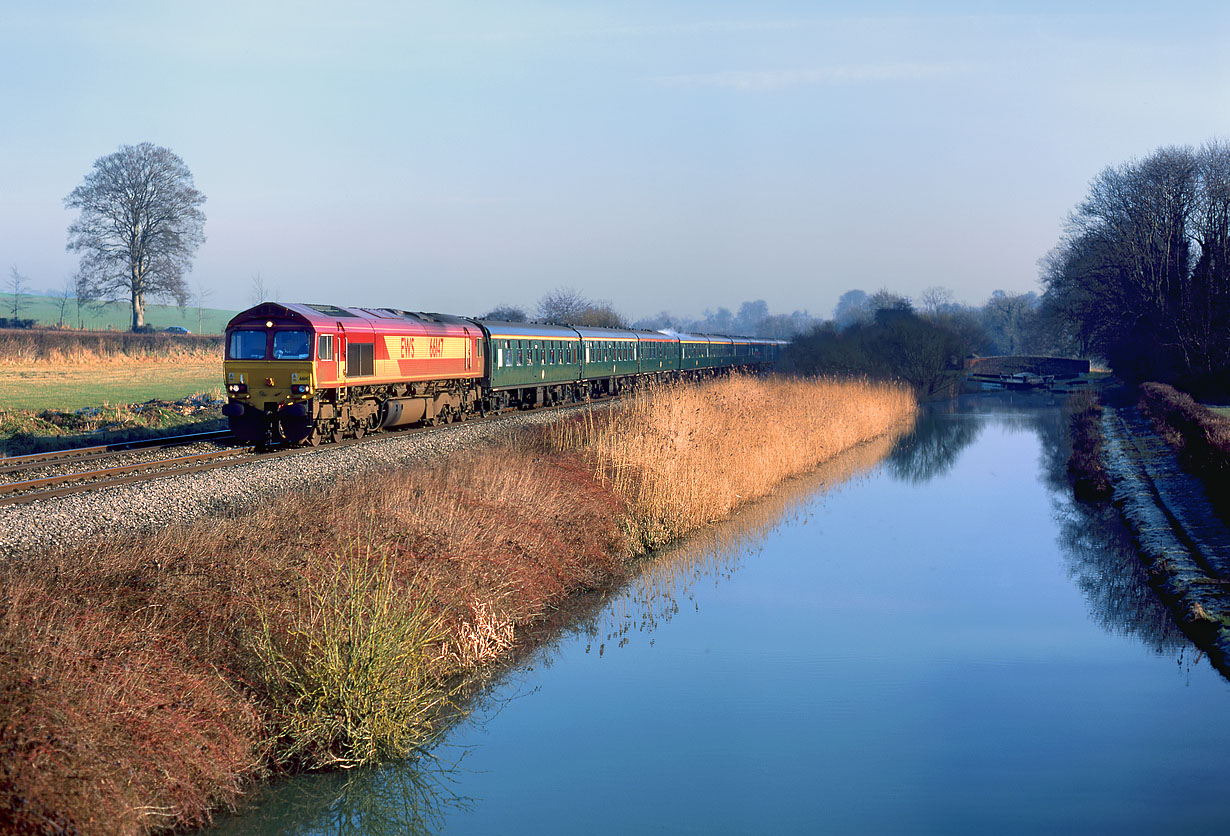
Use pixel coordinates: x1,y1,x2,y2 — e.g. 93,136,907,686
228,383,247,393
291,384,309,395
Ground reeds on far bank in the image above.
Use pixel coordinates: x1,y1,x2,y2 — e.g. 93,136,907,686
544,374,917,550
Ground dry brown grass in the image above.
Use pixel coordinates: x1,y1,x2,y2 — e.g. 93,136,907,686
544,374,917,549
0,374,914,835
0,329,221,367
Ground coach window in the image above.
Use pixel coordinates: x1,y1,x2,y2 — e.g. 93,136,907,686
317,334,333,360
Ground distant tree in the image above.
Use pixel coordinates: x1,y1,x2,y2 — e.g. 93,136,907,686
482,305,528,322
7,267,29,318
632,311,681,331
980,290,1040,355
832,289,871,330
700,307,735,333
65,143,206,332
571,303,628,328
537,287,627,327
193,279,213,333
786,308,961,397
919,286,956,317
249,272,269,304
56,275,74,328
868,289,913,315
537,287,590,323
735,299,769,333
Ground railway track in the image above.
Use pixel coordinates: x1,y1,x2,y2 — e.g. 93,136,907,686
0,398,607,507
0,430,232,476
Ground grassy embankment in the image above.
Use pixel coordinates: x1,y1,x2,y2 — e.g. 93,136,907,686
1137,382,1230,521
0,329,225,453
0,374,915,835
1064,389,1113,501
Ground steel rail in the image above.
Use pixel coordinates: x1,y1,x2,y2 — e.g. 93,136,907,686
0,430,233,475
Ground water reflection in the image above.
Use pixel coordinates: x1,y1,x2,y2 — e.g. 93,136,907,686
894,394,1191,661
211,393,1215,834
582,432,899,653
209,755,471,836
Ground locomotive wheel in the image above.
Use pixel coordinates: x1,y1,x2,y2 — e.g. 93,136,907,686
330,425,344,444
353,422,366,439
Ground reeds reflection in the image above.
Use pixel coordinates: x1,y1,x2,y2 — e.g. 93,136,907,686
207,754,471,836
580,432,899,650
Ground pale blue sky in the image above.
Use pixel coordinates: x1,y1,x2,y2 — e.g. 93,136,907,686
3,1,1229,320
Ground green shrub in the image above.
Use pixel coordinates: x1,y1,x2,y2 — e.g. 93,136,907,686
247,550,452,770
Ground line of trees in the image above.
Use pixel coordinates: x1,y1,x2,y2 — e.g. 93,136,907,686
483,290,820,338
1040,141,1230,395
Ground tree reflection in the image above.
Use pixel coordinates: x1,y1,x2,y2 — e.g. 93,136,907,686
1053,499,1188,654
1029,404,1193,657
886,405,983,484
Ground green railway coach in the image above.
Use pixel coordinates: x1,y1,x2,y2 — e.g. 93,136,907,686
476,320,583,408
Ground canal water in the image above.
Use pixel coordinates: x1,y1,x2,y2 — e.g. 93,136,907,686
212,394,1230,835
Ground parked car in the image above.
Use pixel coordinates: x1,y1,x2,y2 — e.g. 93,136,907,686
164,326,191,334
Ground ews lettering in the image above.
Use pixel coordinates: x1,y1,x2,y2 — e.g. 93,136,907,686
399,338,415,358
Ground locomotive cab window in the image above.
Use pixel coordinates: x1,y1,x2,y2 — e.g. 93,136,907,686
317,334,334,361
273,330,311,360
229,329,267,360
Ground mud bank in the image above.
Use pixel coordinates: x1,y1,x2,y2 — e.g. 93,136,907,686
1102,407,1230,670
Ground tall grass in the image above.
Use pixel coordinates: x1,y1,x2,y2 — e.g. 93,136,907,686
544,374,916,549
0,329,221,367
0,374,915,834
247,549,451,770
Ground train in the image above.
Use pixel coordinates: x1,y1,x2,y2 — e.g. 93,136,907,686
221,302,788,445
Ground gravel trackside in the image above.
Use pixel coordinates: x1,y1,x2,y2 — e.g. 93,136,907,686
1,406,595,561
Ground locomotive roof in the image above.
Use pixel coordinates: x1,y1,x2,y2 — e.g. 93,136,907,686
229,303,477,331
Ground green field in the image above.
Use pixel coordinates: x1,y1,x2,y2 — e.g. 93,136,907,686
0,291,237,335
0,362,222,411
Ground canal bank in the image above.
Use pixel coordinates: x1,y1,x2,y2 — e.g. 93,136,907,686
1102,406,1230,672
209,394,1230,834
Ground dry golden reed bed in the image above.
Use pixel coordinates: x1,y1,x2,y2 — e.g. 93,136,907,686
0,329,221,367
0,374,914,835
548,375,916,550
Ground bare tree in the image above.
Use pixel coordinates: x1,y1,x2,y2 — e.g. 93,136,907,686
537,286,591,323
64,143,206,331
56,275,74,328
482,304,528,322
7,267,29,319
250,273,270,305
920,286,955,317
194,279,214,333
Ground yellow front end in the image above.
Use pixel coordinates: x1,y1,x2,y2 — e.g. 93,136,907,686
222,361,316,442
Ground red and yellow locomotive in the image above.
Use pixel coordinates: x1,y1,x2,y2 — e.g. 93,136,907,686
222,303,484,445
